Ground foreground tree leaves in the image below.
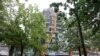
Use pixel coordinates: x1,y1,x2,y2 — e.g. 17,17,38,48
1,0,47,56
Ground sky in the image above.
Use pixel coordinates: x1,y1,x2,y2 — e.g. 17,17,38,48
19,0,66,11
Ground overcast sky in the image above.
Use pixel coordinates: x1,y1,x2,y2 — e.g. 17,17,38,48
19,0,66,11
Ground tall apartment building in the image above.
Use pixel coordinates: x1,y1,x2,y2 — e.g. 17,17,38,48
43,8,57,37
43,8,65,53
43,8,64,39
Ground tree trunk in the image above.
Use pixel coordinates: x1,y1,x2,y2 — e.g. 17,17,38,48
69,48,72,56
78,46,82,56
96,48,99,56
20,41,24,56
34,50,36,56
73,0,87,56
20,45,24,56
41,50,45,56
34,50,41,56
9,45,14,56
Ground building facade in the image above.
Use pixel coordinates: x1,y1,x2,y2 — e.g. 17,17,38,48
43,8,66,52
43,8,57,37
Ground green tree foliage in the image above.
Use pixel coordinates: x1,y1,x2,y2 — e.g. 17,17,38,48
2,3,28,56
27,5,47,56
0,0,4,41
50,0,100,56
0,0,47,56
66,0,100,49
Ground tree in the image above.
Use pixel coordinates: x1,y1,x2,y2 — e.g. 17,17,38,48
67,1,100,56
0,0,5,41
1,0,47,56
2,3,28,56
50,0,100,56
1,1,27,56
17,4,47,56
31,9,46,56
